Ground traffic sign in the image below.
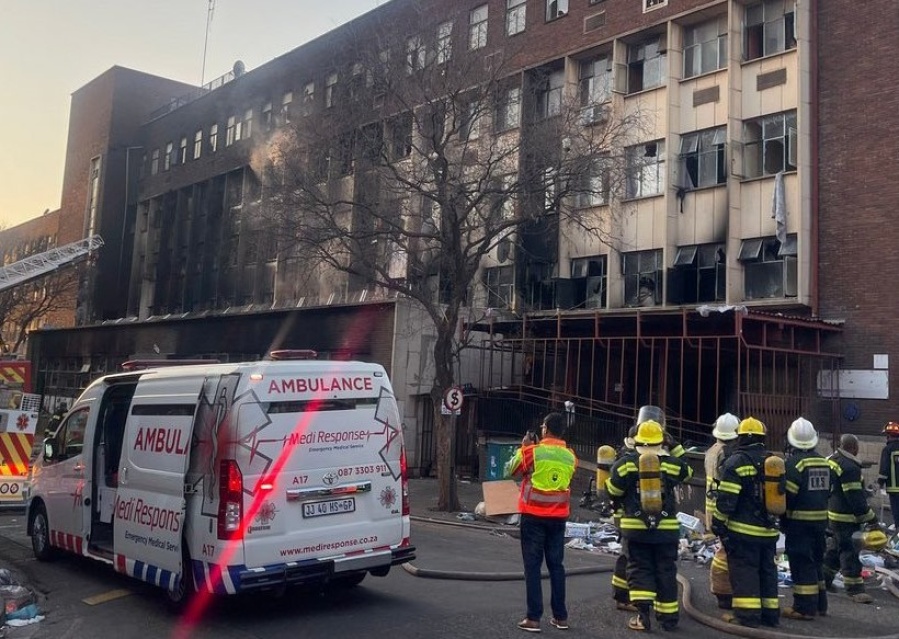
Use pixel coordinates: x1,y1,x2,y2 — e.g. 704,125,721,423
443,386,464,412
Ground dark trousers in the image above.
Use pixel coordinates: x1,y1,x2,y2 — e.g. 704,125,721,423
784,522,827,615
824,522,865,594
520,514,567,622
626,540,679,625
612,542,630,604
724,537,779,626
889,492,899,528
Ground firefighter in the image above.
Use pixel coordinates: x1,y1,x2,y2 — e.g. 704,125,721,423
877,421,899,529
824,433,877,604
781,417,830,620
705,413,739,610
712,417,780,628
607,420,692,632
612,426,639,612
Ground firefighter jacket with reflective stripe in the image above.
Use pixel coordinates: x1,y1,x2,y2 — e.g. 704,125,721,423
827,449,875,525
714,443,779,540
606,450,692,542
704,440,732,530
783,449,831,526
878,439,899,493
505,436,577,518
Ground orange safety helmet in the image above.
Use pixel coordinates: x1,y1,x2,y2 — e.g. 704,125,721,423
884,422,899,437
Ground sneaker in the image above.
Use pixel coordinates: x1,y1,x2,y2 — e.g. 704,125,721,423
782,607,814,621
849,593,873,604
617,602,639,612
518,618,541,633
628,614,651,632
550,618,569,630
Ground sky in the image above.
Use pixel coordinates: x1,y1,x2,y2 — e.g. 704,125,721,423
0,0,383,229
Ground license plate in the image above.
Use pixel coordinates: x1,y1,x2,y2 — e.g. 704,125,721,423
302,498,356,518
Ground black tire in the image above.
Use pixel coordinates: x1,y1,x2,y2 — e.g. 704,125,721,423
30,503,55,562
330,572,366,589
165,543,198,612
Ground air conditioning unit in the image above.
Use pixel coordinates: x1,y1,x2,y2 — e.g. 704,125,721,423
579,104,608,127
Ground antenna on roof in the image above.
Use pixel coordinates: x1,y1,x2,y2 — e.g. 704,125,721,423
201,0,216,86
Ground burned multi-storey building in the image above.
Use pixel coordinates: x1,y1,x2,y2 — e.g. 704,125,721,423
7,0,898,472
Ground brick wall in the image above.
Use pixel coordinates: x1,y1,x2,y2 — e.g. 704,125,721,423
817,1,899,436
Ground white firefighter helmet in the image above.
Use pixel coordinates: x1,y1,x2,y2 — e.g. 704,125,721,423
711,413,739,441
787,417,819,450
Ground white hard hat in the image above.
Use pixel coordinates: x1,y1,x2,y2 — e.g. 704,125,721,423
711,413,739,441
787,417,818,450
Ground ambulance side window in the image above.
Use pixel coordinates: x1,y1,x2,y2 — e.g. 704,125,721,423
59,408,89,458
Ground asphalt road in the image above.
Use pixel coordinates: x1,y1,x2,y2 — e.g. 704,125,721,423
6,506,897,639
0,513,732,639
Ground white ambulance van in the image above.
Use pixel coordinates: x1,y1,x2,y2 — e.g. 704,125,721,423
27,354,414,605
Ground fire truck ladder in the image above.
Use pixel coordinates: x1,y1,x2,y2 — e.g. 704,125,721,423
0,235,104,293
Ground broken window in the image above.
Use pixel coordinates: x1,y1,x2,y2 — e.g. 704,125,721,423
739,234,797,299
388,112,413,161
627,36,666,93
569,255,607,309
436,21,453,64
744,0,796,60
622,249,662,307
535,68,564,120
743,111,796,178
575,156,611,208
546,0,568,21
668,243,726,304
406,36,426,75
495,86,521,132
684,15,728,78
579,54,612,106
680,127,726,189
625,141,666,198
484,265,514,309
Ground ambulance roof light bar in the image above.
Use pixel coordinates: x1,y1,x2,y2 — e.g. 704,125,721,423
267,349,318,361
121,359,220,372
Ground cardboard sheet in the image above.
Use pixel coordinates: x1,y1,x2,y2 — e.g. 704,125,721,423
482,479,521,516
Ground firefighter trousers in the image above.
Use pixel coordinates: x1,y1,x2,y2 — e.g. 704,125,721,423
824,522,865,595
612,540,630,604
723,536,779,626
710,547,732,609
784,522,827,616
626,540,679,625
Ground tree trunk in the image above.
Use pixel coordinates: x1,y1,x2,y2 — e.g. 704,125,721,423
433,320,460,512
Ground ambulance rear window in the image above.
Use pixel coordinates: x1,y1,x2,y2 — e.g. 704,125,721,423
266,398,378,414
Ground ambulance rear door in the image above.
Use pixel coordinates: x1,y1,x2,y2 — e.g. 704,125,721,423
238,363,405,570
113,376,207,583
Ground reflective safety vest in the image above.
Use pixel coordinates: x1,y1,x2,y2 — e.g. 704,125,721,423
783,449,831,526
505,436,577,518
828,450,875,525
606,450,692,541
878,439,899,493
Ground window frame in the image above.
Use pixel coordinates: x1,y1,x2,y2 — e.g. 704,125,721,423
193,129,203,159
744,0,796,61
469,4,488,51
570,255,608,309
506,0,527,36
209,124,218,153
178,136,188,164
643,0,668,12
484,265,515,309
242,108,253,139
622,249,663,306
163,141,174,171
281,91,293,123
579,54,612,107
545,0,569,21
625,141,666,199
325,73,338,109
495,86,521,132
535,69,565,121
575,156,611,208
683,15,728,78
679,126,727,189
742,111,797,178
627,36,667,93
670,243,726,303
436,21,453,63
738,234,797,299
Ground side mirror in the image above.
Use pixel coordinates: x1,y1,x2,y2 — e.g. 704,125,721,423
43,438,57,461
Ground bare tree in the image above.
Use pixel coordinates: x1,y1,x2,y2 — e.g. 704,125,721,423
255,3,647,510
0,268,77,355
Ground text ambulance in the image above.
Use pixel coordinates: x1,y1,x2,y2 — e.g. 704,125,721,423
0,360,40,507
27,357,414,605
